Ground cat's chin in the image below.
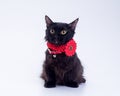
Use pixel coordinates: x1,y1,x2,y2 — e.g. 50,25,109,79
51,43,66,46
52,40,63,45
48,41,64,46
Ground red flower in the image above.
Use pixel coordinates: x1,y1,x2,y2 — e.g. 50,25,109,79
65,39,76,56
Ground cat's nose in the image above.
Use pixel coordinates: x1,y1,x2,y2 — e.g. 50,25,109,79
55,40,58,44
54,36,58,44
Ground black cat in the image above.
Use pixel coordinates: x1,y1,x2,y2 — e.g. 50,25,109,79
41,15,86,88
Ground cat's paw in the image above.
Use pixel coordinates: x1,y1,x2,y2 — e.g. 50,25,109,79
65,81,79,88
80,78,86,83
44,81,56,88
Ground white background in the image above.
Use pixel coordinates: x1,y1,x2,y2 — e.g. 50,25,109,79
0,0,120,96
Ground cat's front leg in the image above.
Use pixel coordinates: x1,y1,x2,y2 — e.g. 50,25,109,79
44,80,56,88
64,70,79,88
64,81,79,88
44,66,56,88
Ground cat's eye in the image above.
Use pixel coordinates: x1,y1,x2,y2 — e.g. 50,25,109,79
50,29,55,34
61,30,67,35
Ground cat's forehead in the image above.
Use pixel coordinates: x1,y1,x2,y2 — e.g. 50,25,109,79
50,22,69,29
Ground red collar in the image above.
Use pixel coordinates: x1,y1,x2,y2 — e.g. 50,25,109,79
47,39,77,56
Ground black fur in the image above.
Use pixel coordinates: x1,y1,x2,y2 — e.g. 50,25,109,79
41,16,86,88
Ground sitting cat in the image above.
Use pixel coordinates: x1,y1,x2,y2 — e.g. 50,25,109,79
41,15,86,88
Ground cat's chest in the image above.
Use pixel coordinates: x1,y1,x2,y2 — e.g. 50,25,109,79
46,50,74,68
47,52,67,62
46,50,74,78
49,54,67,63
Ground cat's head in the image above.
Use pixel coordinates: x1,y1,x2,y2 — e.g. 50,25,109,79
45,15,79,45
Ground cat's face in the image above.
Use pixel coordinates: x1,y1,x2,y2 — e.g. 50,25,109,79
45,15,79,45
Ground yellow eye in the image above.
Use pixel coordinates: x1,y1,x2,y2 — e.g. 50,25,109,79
50,29,55,34
61,30,67,35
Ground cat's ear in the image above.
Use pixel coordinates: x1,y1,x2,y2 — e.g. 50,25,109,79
45,15,53,27
69,18,79,30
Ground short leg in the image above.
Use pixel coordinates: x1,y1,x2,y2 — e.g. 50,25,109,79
65,81,79,88
64,70,79,88
44,66,56,88
44,81,56,88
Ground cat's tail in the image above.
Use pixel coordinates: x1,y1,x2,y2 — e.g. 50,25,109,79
40,72,47,81
78,77,86,84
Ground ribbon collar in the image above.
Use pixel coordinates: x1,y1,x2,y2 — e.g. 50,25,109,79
47,39,77,56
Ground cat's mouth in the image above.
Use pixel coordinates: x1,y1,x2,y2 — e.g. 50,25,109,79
53,40,66,46
51,41,62,46
49,40,66,46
